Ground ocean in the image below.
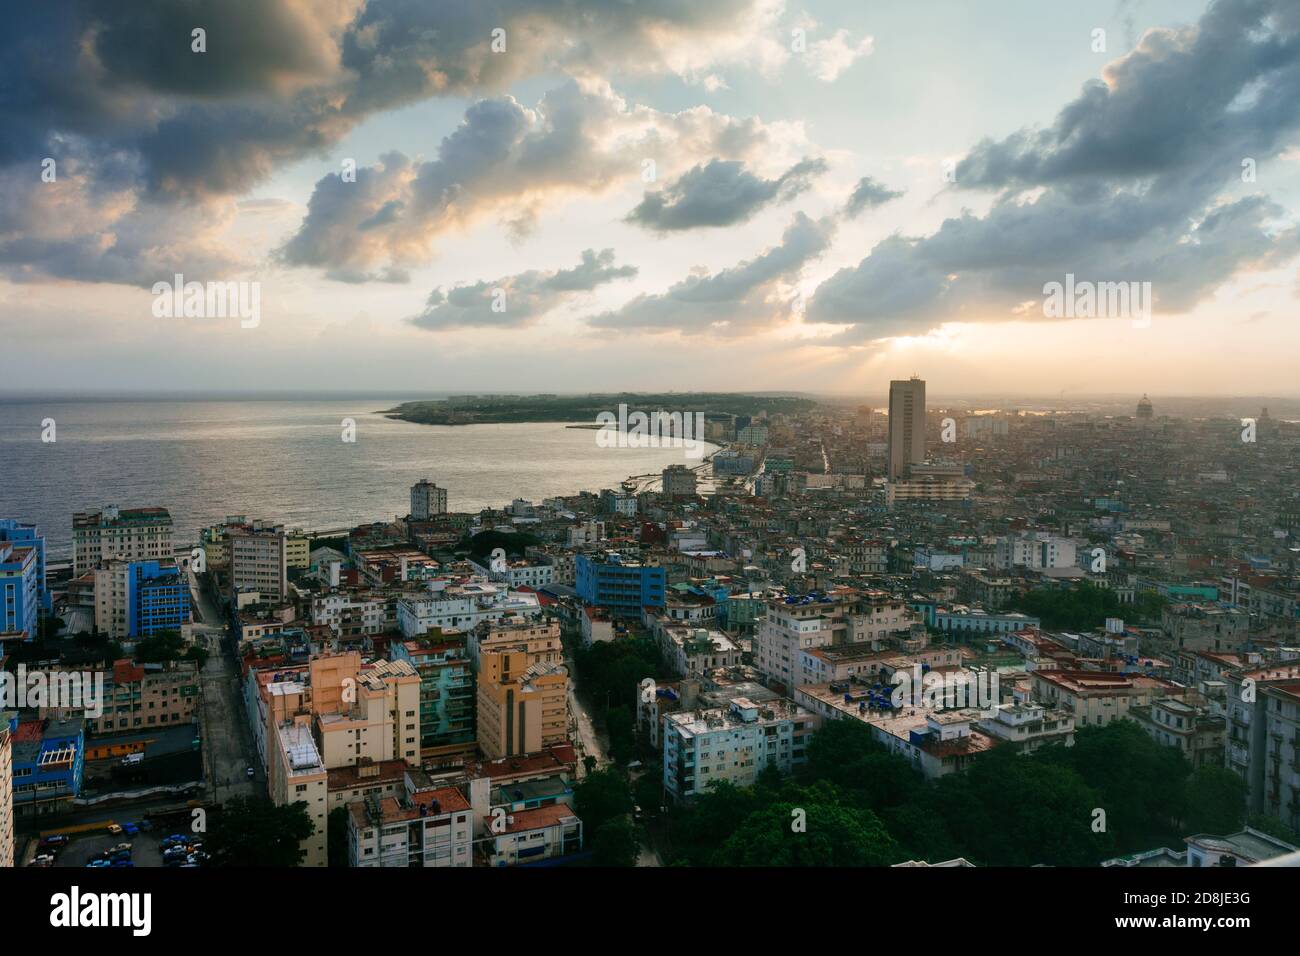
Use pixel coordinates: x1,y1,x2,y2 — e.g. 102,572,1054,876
0,397,714,559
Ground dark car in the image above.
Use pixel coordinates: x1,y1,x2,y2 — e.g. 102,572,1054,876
39,835,70,849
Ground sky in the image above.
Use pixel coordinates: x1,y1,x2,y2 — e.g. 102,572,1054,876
3,0,1299,398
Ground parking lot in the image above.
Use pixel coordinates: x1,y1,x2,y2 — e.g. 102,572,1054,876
37,822,207,869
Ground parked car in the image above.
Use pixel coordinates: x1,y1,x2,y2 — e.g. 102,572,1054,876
86,860,111,868
110,860,134,868
106,823,123,835
123,823,140,836
33,853,56,865
137,820,154,831
245,766,256,778
111,842,133,853
39,835,69,848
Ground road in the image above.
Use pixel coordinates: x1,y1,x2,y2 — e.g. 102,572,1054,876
190,570,260,803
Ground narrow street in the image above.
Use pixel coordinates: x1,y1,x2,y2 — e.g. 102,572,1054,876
191,570,259,804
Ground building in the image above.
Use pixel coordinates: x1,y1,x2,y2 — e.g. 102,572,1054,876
230,527,289,600
410,479,448,520
73,506,173,575
575,552,666,614
482,803,584,866
1029,669,1178,728
1136,394,1154,422
90,660,200,734
475,619,568,760
886,464,973,507
347,773,473,868
754,589,912,691
391,635,477,762
315,660,422,770
662,465,698,498
396,581,541,638
976,702,1075,754
1184,828,1297,867
1224,665,1300,830
659,626,743,677
0,719,12,868
887,377,926,480
270,715,328,866
0,538,40,641
0,519,48,613
1161,603,1248,653
1130,697,1225,769
10,717,84,817
662,698,819,802
93,560,191,640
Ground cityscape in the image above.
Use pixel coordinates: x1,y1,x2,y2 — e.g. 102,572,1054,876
3,0,1298,936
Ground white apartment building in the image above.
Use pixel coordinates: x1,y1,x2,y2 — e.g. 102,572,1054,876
659,626,743,678
755,591,912,689
348,780,473,868
396,581,541,638
410,480,448,520
994,532,1078,571
230,528,288,600
73,506,174,575
662,698,819,802
310,591,392,637
468,558,555,589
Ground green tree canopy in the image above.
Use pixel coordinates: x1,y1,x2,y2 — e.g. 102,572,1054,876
205,797,316,867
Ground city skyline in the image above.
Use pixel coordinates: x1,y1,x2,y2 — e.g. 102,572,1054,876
4,0,1300,396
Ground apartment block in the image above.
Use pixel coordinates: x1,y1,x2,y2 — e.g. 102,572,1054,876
271,715,327,867
0,720,12,868
230,527,289,600
475,620,568,760
73,506,173,575
662,698,818,802
349,776,473,867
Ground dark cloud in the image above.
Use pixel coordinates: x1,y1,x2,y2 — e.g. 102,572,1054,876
588,212,835,334
409,248,636,330
844,176,903,217
626,157,827,231
806,0,1300,342
0,0,788,283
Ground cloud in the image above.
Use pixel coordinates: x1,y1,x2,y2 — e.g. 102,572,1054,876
626,157,827,232
804,29,874,82
409,248,636,331
279,80,813,279
587,212,835,334
805,0,1300,343
0,0,794,284
844,176,903,217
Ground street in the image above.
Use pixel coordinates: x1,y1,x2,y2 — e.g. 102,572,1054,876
191,570,260,803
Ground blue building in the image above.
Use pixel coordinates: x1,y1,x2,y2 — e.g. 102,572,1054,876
0,519,48,612
128,561,191,638
0,538,41,641
575,552,665,614
10,715,85,816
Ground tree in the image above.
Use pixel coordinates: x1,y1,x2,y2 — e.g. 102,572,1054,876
1183,766,1245,835
135,629,187,663
327,807,350,867
715,792,900,867
574,768,633,833
592,817,639,867
1037,721,1188,853
205,797,315,867
800,719,924,810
